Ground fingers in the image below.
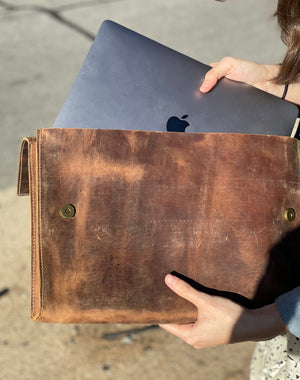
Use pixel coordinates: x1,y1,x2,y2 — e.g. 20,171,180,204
159,322,195,342
199,73,218,93
164,274,209,308
200,57,234,93
160,274,240,348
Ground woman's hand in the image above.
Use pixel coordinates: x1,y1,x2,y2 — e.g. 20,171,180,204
159,274,287,349
200,57,284,98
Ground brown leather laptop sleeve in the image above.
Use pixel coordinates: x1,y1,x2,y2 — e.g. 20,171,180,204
17,129,300,323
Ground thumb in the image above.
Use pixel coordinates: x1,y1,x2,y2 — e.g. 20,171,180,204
200,58,233,93
164,274,209,308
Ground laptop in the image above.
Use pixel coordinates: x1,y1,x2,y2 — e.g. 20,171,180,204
54,20,299,137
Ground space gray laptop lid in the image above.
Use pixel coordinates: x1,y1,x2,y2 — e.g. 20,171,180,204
53,20,299,137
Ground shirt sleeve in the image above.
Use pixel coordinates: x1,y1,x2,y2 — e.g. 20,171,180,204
276,287,300,338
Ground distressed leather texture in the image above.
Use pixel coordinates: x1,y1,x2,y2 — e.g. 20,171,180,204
17,129,300,323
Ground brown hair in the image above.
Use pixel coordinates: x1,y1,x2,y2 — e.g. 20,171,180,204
275,0,300,84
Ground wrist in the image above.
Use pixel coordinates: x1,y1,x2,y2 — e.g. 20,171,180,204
256,64,300,106
256,64,284,98
247,303,287,341
231,303,287,344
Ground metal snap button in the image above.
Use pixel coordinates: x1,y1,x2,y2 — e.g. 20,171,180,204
60,204,76,218
285,208,296,222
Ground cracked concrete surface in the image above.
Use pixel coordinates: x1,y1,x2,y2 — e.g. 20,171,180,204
0,0,105,39
0,1,286,379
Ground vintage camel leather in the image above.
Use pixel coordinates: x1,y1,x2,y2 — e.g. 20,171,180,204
17,129,300,323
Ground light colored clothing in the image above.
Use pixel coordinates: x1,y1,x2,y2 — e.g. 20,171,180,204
250,333,300,379
276,287,300,339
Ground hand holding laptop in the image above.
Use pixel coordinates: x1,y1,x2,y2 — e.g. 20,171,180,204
200,56,300,106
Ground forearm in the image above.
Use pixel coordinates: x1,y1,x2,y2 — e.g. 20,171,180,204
232,303,287,344
284,81,300,106
252,64,300,106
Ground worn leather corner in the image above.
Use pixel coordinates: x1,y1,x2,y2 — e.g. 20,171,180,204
17,137,36,196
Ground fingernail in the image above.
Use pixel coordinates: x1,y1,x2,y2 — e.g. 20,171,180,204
165,274,176,286
200,81,209,92
200,82,209,92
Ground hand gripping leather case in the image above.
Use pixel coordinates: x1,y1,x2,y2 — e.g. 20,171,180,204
17,129,300,324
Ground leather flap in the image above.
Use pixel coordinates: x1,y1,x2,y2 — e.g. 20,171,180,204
17,137,36,196
34,129,300,323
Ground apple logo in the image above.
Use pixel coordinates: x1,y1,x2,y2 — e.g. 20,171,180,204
167,114,190,132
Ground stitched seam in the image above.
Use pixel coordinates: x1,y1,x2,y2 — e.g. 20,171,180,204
39,130,45,314
29,142,36,318
18,140,26,195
